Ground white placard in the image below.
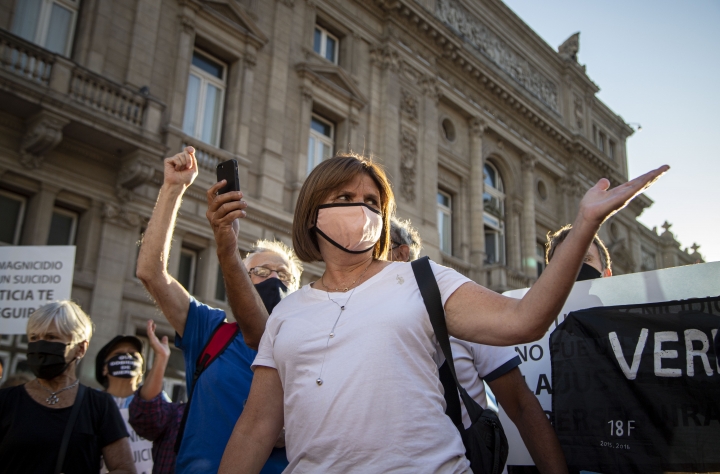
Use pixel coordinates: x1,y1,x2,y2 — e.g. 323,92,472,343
0,246,76,334
101,407,154,474
498,261,720,471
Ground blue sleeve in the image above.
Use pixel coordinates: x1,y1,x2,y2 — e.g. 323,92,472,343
175,297,228,390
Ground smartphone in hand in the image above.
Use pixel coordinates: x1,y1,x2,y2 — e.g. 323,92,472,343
216,159,240,194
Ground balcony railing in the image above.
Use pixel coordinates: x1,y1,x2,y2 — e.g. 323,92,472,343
0,31,54,85
0,29,163,134
441,253,472,278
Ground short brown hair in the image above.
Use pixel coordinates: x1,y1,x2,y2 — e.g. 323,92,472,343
292,154,395,262
545,224,612,272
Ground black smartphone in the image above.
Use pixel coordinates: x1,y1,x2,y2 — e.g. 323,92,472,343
216,159,240,195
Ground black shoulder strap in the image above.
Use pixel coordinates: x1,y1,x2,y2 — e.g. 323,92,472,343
174,321,240,454
55,383,86,474
411,257,484,426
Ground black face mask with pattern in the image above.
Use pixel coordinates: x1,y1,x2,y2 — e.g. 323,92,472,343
255,278,288,314
576,263,602,282
26,340,74,380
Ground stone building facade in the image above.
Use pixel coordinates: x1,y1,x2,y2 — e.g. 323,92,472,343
0,0,703,391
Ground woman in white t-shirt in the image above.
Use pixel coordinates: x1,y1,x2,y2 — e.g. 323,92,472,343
218,154,668,473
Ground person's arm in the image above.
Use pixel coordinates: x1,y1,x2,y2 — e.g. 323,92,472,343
489,368,567,474
136,147,198,336
445,166,669,346
218,367,284,474
140,319,169,401
102,437,136,474
205,181,267,349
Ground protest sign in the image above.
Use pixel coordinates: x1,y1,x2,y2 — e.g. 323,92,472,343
499,261,720,472
0,246,76,334
101,408,153,474
551,297,720,473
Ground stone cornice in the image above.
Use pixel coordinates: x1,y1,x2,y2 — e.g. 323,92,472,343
372,0,628,186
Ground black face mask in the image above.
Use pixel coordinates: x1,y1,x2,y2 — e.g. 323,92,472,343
255,278,288,314
576,263,602,282
106,353,141,378
26,340,74,380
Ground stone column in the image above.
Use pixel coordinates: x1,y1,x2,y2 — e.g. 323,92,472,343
81,203,142,384
195,241,218,302
21,183,61,245
236,49,257,158
257,0,295,205
468,117,486,284
507,197,523,271
521,154,537,278
419,76,440,228
291,85,314,208
74,200,104,272
168,6,197,129
125,0,162,88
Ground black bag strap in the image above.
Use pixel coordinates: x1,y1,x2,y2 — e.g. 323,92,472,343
55,383,86,474
174,321,240,453
411,257,485,425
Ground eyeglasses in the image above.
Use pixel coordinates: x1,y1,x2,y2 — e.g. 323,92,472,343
248,266,294,284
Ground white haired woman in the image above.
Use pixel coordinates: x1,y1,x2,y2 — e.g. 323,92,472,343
0,300,134,474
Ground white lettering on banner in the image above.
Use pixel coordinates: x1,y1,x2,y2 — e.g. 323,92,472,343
0,246,75,334
498,262,720,472
713,329,720,375
655,331,682,377
609,328,648,380
685,329,714,376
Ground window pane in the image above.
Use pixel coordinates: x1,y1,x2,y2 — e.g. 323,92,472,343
484,164,496,189
47,211,75,245
307,136,316,174
182,74,201,136
0,194,22,245
325,36,336,62
201,83,222,146
437,192,449,207
313,28,322,55
215,265,226,301
311,118,332,137
321,143,332,160
44,4,72,55
485,230,497,264
177,252,194,292
438,211,451,254
11,0,42,42
192,52,224,79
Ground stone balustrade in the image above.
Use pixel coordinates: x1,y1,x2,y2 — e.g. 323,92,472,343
69,68,146,127
0,30,54,85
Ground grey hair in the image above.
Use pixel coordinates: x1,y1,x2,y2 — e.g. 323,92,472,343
389,217,423,262
245,239,303,291
26,300,94,345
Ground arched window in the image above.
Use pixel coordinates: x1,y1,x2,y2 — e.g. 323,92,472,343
483,162,505,265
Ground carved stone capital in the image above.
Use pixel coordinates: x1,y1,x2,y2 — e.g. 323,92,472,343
469,117,487,138
244,52,257,69
419,75,439,101
300,85,313,103
19,111,70,169
369,44,399,72
178,13,195,35
399,129,418,202
521,153,536,171
102,203,141,229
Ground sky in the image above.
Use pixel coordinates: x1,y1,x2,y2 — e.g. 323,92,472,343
502,0,720,263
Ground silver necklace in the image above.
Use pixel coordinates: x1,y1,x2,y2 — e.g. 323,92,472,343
316,286,361,387
36,378,79,405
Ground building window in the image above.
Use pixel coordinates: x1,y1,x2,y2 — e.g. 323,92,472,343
598,131,606,153
11,0,79,56
313,25,339,64
182,50,227,147
0,190,26,245
437,191,452,254
483,163,505,265
536,242,546,277
307,115,334,174
177,248,197,294
47,207,77,245
608,140,616,160
215,265,226,301
441,118,456,142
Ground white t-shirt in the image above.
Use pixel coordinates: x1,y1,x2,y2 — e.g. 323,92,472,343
450,338,521,429
253,260,472,473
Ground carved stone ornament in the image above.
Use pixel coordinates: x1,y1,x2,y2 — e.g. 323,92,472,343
399,129,418,202
419,75,440,101
19,111,70,169
435,0,559,112
559,33,580,62
469,117,487,138
521,154,536,171
400,89,419,121
573,94,584,131
369,44,399,72
102,202,141,229
116,152,157,202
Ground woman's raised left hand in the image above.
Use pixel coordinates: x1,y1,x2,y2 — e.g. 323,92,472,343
578,165,669,226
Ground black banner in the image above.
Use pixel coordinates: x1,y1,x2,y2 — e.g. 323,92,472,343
551,297,720,474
